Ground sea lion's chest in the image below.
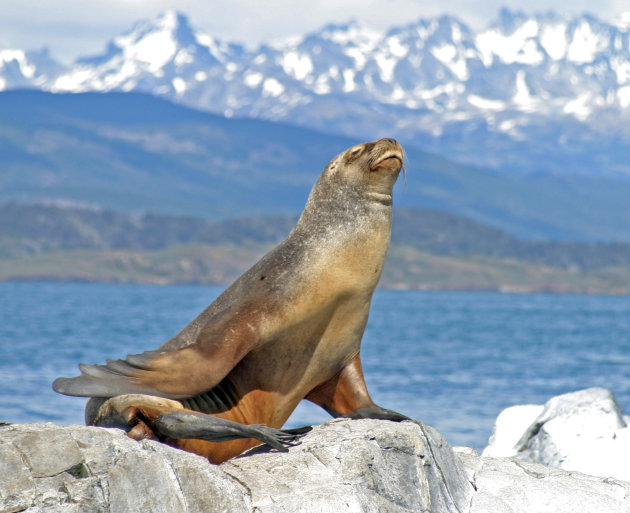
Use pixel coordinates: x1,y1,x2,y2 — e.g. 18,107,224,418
239,223,389,391
233,287,371,423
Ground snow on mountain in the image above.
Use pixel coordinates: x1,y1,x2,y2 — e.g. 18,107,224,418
0,47,66,90
52,11,243,98
1,9,629,176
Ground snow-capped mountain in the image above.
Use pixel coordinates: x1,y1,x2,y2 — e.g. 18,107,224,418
2,9,629,176
52,11,243,97
0,47,66,90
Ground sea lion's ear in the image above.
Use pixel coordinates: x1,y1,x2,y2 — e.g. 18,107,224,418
326,158,339,177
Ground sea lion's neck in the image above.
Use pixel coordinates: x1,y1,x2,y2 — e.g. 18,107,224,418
289,179,393,295
365,191,393,206
296,179,393,236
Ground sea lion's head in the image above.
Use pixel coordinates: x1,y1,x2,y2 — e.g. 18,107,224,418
300,138,404,228
323,138,404,202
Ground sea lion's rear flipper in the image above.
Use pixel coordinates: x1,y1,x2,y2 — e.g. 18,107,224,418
153,412,308,451
90,395,307,453
307,354,409,421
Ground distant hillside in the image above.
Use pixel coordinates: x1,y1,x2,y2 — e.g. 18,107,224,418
2,90,630,242
2,203,630,293
0,203,295,257
391,210,630,271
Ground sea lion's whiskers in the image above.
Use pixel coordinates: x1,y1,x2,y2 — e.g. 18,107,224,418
402,148,408,187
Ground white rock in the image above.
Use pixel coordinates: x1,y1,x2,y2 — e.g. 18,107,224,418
482,404,544,458
484,388,630,481
458,452,630,513
2,416,629,513
0,420,474,513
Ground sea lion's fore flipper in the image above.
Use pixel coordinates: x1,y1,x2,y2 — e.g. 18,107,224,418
306,354,409,421
53,318,262,399
53,350,177,398
342,406,410,421
306,353,374,416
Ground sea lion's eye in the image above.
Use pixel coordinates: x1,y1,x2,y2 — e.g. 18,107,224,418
350,147,363,158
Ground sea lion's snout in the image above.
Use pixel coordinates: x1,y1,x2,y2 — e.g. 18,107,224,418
369,138,404,173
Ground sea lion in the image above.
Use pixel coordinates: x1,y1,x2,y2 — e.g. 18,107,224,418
53,137,408,463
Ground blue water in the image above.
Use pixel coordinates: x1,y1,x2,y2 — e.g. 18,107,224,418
1,282,629,450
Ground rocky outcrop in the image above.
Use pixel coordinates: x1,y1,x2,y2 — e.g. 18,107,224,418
483,387,630,482
457,448,630,513
0,419,474,513
2,415,630,513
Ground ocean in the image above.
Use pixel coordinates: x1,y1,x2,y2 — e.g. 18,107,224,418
1,281,629,450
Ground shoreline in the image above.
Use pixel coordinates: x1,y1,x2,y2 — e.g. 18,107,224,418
1,276,629,296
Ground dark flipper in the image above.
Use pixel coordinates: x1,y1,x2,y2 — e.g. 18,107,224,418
343,406,410,422
278,425,314,435
52,350,181,399
153,412,310,452
52,373,178,400
306,354,410,423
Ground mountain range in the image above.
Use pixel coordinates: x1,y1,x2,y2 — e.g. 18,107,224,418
4,202,630,270
2,202,630,293
1,9,629,177
3,89,630,242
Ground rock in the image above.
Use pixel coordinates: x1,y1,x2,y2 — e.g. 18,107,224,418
1,415,629,513
0,419,474,513
484,388,630,481
457,449,630,513
482,404,543,458
0,422,250,513
224,419,473,513
0,443,36,513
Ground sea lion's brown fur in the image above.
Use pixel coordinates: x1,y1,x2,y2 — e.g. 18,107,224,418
53,138,406,463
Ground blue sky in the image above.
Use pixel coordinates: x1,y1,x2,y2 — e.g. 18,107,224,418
1,0,628,64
